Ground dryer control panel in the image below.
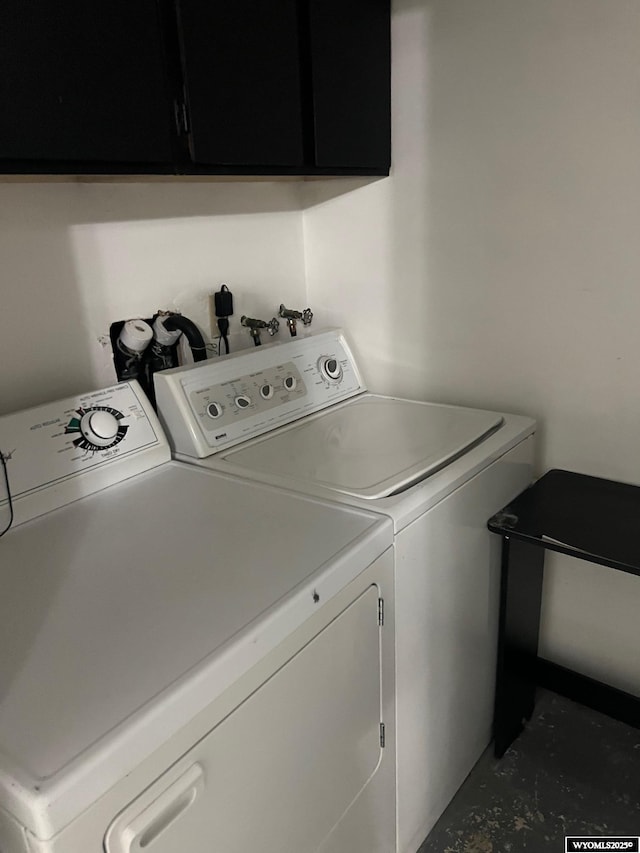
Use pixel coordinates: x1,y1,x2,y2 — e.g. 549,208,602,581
154,329,365,457
0,382,169,527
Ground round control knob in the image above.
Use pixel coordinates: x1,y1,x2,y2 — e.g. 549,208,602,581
206,402,223,419
260,383,274,400
319,356,343,382
235,395,252,409
80,410,119,448
283,375,297,392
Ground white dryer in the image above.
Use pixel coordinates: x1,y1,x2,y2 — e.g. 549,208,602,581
155,328,537,853
0,381,394,853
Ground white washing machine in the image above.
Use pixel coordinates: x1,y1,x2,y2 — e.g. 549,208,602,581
155,328,537,853
0,381,395,853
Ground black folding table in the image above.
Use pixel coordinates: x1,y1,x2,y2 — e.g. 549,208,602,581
488,468,640,757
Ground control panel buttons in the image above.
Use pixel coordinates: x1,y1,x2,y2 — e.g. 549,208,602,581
283,375,297,392
260,383,274,400
174,332,359,450
80,410,120,448
206,402,223,419
319,356,343,383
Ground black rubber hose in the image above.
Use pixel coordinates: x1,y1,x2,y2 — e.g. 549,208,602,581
163,315,208,362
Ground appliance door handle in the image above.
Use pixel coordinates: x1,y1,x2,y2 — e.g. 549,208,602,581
105,764,205,852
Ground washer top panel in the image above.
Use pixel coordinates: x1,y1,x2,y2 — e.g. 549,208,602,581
222,394,504,499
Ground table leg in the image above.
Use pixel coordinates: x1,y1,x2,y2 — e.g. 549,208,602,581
494,536,545,757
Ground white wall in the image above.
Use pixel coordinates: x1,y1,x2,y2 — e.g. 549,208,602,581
0,181,305,414
302,0,640,694
2,0,638,694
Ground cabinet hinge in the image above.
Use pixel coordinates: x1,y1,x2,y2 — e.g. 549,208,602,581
378,597,384,626
380,722,386,748
174,99,190,135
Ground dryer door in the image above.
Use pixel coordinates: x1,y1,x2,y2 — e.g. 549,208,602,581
105,584,385,853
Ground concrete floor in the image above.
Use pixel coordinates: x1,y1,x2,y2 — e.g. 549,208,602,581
418,691,640,852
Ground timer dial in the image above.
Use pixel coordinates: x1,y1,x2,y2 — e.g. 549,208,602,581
65,406,128,451
319,356,343,383
80,411,119,447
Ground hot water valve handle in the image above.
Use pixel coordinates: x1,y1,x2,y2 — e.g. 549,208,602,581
278,304,313,337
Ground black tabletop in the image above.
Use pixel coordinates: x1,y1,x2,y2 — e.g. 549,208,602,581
487,469,640,577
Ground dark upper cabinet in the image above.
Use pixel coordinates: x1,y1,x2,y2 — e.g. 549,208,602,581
177,0,305,167
0,0,175,166
308,0,391,170
0,1,390,176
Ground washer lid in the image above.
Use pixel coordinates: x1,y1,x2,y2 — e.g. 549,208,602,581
223,395,504,499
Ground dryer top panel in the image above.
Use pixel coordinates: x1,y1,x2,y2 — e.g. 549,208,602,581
0,462,391,839
222,394,503,499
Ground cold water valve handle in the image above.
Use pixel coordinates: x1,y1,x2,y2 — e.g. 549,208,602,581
240,315,279,346
278,304,313,337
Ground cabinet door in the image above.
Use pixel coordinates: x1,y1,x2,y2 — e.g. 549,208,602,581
308,0,390,170
176,0,304,167
0,0,174,164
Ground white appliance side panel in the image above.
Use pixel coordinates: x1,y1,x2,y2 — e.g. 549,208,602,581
104,585,383,853
395,437,534,853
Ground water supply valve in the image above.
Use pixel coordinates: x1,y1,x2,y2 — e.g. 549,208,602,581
240,315,279,346
278,304,313,337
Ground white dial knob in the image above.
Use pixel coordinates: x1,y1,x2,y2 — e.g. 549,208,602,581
80,410,119,447
206,402,223,419
283,375,297,391
260,383,274,400
235,395,252,409
319,356,343,382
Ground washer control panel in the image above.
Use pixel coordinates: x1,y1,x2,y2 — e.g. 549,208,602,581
187,361,307,435
154,329,365,457
0,382,169,526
